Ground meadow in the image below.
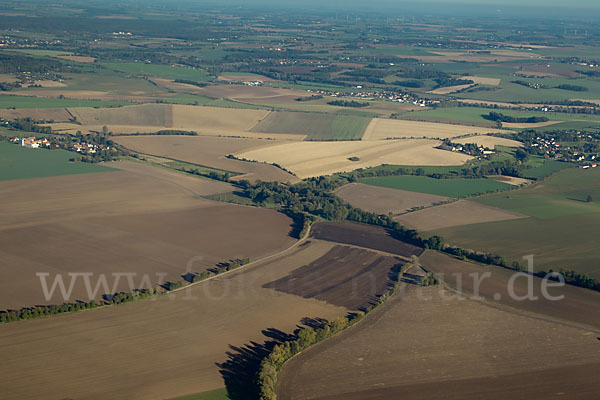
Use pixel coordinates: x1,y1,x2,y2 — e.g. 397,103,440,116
0,94,132,108
0,142,113,181
100,62,212,82
251,111,370,140
360,175,513,198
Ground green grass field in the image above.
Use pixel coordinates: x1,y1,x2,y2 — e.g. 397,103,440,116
251,111,370,140
397,106,600,131
432,213,600,279
474,167,600,219
101,62,211,82
0,94,133,109
521,159,574,180
360,175,512,198
0,142,113,181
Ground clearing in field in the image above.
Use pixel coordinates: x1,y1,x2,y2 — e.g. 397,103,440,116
276,283,600,400
0,141,113,181
361,118,505,141
0,160,296,308
489,175,533,186
114,135,297,182
360,175,513,198
334,183,452,215
250,111,370,140
263,244,404,310
453,135,523,148
234,139,472,179
0,239,349,400
394,199,527,231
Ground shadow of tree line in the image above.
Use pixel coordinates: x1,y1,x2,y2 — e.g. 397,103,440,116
216,317,329,400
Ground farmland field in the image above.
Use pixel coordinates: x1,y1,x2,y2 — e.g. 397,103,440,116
234,139,471,179
114,135,297,182
335,183,452,215
0,160,297,308
310,222,423,258
361,175,512,198
453,135,522,148
263,244,404,310
361,118,504,140
0,239,350,400
432,213,600,278
0,94,131,108
395,199,527,231
0,142,113,181
251,111,370,140
100,62,211,82
277,284,600,400
474,167,600,219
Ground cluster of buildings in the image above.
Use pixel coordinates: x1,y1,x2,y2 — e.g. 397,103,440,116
306,89,432,107
10,136,50,148
530,134,599,164
72,142,107,154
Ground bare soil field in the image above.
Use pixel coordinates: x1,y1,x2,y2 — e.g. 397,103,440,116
277,286,600,400
395,199,527,231
11,89,163,103
263,244,403,310
362,118,505,140
192,84,307,104
454,135,523,148
335,183,452,215
234,138,472,179
56,55,97,63
0,240,350,400
0,73,17,83
310,222,423,258
419,250,600,329
114,135,297,182
490,175,533,186
0,162,294,308
0,107,72,122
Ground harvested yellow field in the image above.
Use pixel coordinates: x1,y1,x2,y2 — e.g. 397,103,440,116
428,84,474,95
465,76,501,85
56,55,96,63
61,104,272,137
114,135,298,182
454,135,523,148
394,199,527,231
362,118,505,141
502,120,563,129
32,80,67,88
490,175,534,186
234,139,472,179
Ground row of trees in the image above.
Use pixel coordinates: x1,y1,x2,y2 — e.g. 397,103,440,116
0,258,251,324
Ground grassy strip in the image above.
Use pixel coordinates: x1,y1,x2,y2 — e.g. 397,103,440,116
256,261,411,400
